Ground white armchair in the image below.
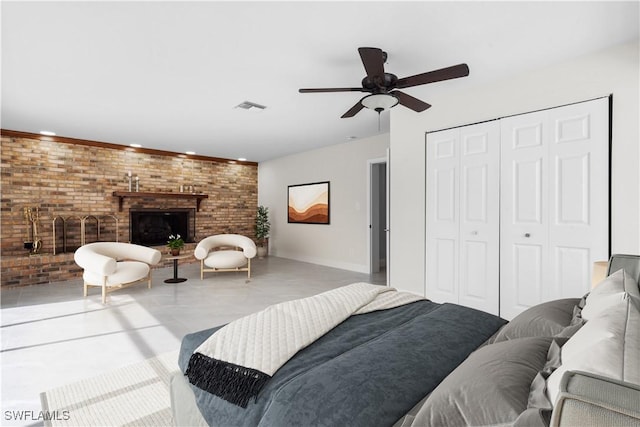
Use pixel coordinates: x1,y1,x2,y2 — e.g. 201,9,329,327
74,242,162,304
194,234,257,281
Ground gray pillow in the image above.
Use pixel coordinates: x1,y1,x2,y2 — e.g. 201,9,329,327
492,298,580,343
411,337,555,427
514,337,568,426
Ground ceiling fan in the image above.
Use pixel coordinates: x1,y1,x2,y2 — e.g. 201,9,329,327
299,47,469,118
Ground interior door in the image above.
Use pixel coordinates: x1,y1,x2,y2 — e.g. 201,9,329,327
385,148,391,287
371,162,383,274
547,98,609,298
458,122,500,314
500,98,609,319
369,153,389,286
500,110,550,319
426,121,500,314
426,128,460,304
370,162,388,275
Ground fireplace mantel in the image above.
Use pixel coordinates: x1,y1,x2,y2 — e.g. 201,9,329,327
112,191,209,211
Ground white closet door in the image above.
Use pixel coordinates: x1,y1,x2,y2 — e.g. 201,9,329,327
500,98,609,319
547,98,609,299
426,128,460,305
426,122,500,314
458,122,500,314
500,110,550,320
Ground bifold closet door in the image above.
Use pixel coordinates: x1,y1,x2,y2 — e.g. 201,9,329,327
426,127,459,305
426,121,500,315
500,98,609,320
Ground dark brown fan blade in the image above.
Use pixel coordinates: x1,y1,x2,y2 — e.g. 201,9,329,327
299,87,369,93
358,47,385,79
396,64,469,89
341,100,365,118
391,90,431,112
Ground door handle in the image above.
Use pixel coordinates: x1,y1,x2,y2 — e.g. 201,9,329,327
524,233,531,238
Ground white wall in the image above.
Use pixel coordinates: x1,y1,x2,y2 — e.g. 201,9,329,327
258,134,389,273
390,40,640,295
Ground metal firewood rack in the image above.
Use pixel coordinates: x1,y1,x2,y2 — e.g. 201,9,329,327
51,214,119,254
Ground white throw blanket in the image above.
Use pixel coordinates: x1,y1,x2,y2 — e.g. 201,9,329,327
186,282,424,407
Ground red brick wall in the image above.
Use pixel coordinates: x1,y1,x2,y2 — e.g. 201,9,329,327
1,132,258,286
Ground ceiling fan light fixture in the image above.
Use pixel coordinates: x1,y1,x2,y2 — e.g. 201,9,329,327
300,47,468,118
361,94,398,112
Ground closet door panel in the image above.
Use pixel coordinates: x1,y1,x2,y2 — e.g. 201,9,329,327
426,129,460,304
548,97,609,298
501,98,609,319
554,246,591,299
458,122,500,315
434,238,457,297
513,243,543,306
500,110,550,320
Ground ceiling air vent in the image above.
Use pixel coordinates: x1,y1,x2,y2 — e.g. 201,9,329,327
235,101,267,110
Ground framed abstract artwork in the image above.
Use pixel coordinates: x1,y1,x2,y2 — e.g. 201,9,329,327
287,181,330,224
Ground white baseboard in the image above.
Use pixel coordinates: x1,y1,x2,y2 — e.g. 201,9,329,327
271,251,369,274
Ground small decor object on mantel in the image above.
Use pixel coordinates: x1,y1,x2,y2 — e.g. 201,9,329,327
124,171,139,192
167,234,185,256
255,205,270,258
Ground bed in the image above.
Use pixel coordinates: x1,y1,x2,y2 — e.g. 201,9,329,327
171,254,640,427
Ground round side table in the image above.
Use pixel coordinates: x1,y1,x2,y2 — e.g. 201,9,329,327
163,253,191,283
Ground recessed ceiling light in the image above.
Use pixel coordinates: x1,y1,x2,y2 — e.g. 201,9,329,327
130,143,142,148
238,157,247,162
40,130,56,136
185,151,196,155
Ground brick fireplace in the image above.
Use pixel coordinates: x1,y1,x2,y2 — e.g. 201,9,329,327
0,130,258,287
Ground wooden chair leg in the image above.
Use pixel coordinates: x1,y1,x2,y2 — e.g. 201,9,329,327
83,281,88,297
148,270,152,289
201,260,204,280
102,277,107,304
247,258,251,279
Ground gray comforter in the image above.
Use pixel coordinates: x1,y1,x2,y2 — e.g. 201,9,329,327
178,300,506,427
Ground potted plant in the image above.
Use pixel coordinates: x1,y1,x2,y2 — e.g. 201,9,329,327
255,205,270,258
167,234,185,256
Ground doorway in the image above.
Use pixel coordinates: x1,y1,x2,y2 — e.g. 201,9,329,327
369,160,388,285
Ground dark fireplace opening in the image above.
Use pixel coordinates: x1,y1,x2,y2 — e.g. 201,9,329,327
130,209,195,246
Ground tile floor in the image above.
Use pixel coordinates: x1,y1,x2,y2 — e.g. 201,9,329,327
0,257,385,426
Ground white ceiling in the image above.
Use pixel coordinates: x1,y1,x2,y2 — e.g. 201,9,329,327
2,1,638,162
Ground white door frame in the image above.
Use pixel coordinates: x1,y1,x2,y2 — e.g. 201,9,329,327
367,156,389,285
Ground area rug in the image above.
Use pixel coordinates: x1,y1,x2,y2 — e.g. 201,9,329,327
40,350,180,427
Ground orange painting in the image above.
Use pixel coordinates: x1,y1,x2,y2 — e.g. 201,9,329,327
288,182,330,224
